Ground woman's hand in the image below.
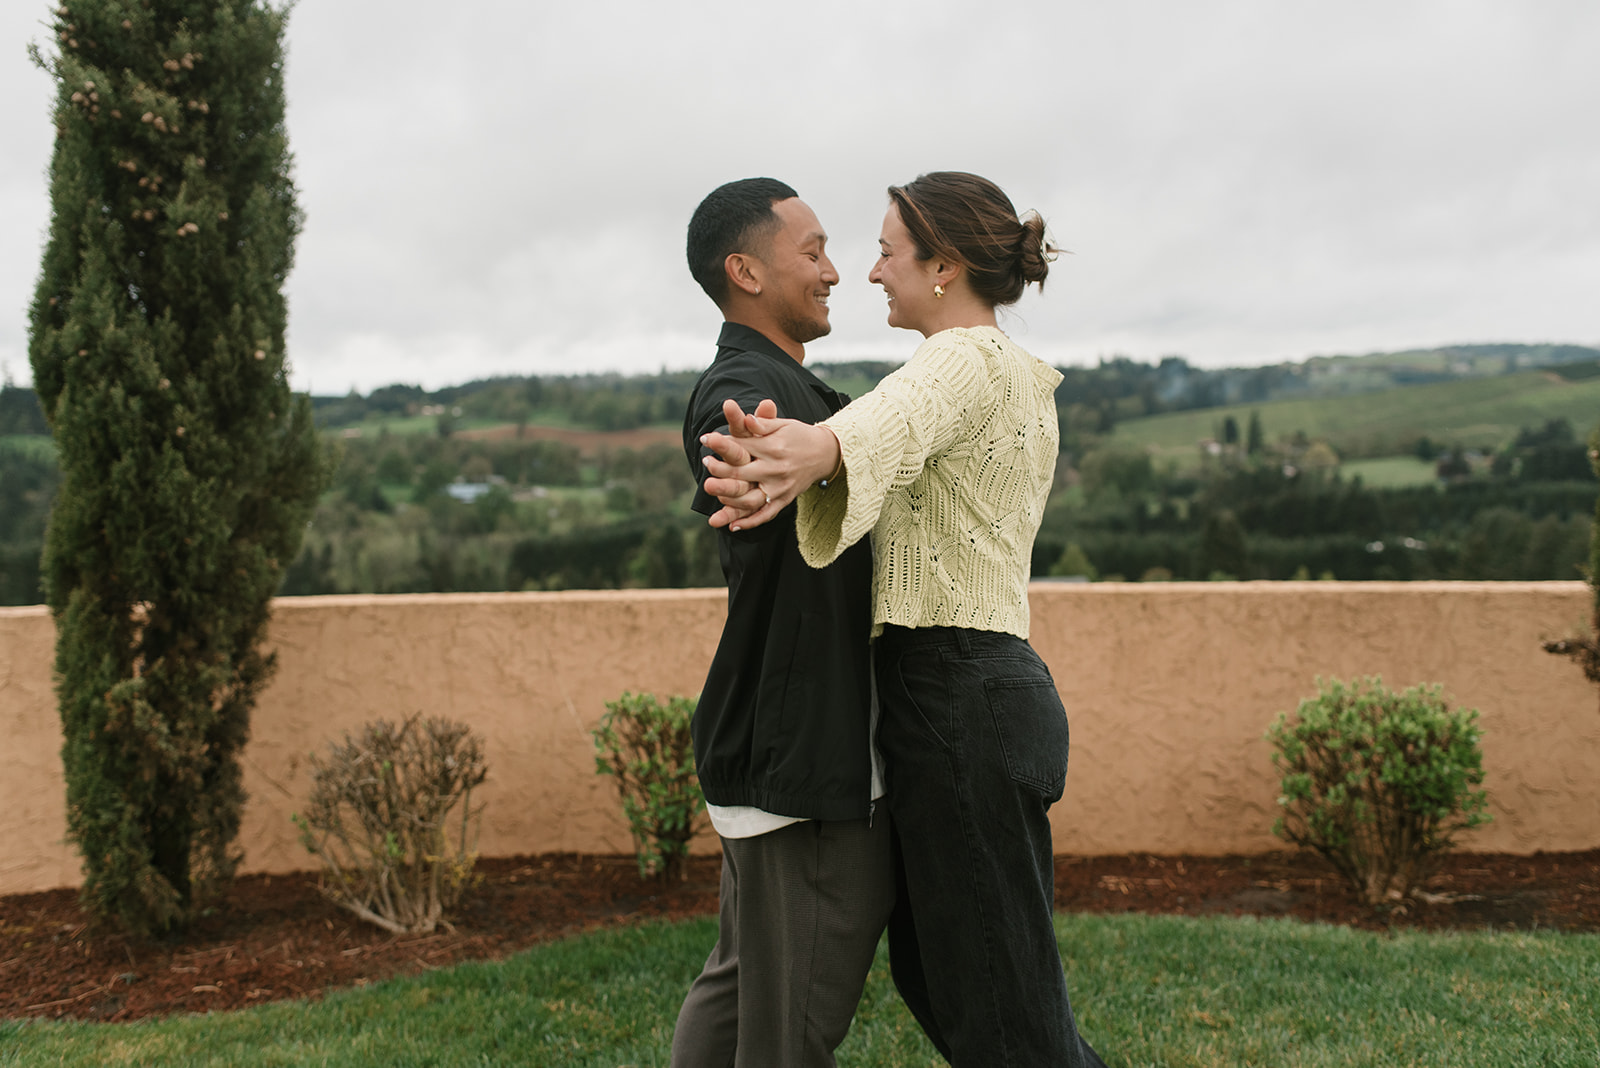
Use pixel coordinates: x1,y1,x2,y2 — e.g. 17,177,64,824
701,398,841,531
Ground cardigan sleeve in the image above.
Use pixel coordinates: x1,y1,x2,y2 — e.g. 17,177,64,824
794,331,993,568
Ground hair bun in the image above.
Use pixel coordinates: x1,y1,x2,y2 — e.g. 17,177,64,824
890,172,1055,307
1017,212,1055,288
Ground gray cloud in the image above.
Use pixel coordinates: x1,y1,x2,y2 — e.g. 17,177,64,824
3,0,1597,393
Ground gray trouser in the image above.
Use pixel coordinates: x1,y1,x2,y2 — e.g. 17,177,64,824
669,814,895,1068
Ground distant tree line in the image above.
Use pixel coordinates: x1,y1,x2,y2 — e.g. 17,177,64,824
0,444,57,603
5,363,1598,603
1037,419,1596,583
310,372,704,434
0,383,50,435
274,430,717,597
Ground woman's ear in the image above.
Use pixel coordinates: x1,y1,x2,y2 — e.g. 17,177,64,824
725,252,763,297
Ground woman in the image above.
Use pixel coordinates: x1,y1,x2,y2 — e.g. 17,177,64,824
700,172,1108,1067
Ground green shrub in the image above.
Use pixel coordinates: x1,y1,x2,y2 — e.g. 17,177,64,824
294,714,487,934
1266,677,1490,905
593,692,707,881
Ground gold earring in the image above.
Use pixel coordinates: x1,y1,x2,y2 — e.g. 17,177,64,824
934,284,945,298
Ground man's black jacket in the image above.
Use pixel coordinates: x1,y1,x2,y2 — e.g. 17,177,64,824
682,322,874,821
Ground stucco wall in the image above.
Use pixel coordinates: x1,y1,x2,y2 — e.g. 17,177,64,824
3,582,1596,894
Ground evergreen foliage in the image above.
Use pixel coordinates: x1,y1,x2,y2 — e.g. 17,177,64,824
1199,507,1249,579
27,0,324,934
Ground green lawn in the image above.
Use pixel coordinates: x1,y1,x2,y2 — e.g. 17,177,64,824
4,914,1596,1067
1109,371,1600,461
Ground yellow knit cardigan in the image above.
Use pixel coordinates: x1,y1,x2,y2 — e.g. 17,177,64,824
795,325,1063,639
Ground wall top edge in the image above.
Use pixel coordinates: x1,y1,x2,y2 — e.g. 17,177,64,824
1028,580,1591,595
269,588,730,610
3,581,1588,617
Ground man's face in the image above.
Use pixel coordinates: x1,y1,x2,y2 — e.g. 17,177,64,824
754,198,839,346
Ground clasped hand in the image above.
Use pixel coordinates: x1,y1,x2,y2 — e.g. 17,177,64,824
700,398,841,531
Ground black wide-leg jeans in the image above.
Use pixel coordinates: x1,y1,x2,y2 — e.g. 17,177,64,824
875,624,1109,1068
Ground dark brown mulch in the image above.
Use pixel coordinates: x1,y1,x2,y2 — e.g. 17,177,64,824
4,849,1596,1023
1051,849,1600,933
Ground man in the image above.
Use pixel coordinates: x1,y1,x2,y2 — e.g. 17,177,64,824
671,178,892,1068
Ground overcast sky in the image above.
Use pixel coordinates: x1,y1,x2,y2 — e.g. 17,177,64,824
3,0,1598,394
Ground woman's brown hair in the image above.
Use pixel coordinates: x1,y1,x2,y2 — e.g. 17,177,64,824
887,172,1056,307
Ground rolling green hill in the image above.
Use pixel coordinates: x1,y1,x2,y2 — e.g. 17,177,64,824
1108,370,1600,462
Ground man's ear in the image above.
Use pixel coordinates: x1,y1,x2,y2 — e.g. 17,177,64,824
724,251,764,297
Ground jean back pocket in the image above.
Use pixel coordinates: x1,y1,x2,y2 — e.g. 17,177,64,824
984,676,1070,803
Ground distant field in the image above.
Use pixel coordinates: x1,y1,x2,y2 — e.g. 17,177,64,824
1340,455,1440,488
811,370,884,400
0,435,54,459
1109,370,1600,460
452,422,681,455
331,414,505,437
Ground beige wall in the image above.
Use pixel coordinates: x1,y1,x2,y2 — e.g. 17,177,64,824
3,582,1596,894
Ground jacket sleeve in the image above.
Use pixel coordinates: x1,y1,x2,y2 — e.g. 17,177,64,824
794,332,992,567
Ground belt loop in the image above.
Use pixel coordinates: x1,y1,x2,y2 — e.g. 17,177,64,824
954,628,973,658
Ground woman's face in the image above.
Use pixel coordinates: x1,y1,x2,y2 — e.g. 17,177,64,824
868,203,941,332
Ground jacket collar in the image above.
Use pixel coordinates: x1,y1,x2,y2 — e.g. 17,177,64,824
714,322,850,407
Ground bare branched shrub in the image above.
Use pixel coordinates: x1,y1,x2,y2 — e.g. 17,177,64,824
294,714,487,934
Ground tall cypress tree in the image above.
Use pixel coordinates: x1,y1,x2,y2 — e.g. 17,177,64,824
1246,410,1264,456
27,0,325,935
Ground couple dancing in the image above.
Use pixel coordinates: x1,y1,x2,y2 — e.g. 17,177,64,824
674,173,1108,1068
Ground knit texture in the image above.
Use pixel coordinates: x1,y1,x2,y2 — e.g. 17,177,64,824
795,326,1063,639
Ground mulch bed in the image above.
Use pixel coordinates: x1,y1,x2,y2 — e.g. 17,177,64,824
4,849,1597,1023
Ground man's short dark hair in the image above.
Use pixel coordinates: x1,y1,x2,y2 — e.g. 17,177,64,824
686,178,798,307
